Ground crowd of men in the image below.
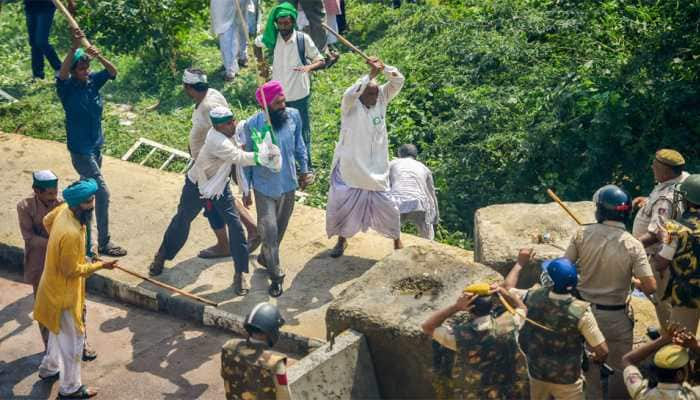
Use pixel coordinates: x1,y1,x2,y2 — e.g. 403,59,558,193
423,151,700,399
14,1,699,399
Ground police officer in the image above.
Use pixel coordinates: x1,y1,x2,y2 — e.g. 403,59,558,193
421,282,528,399
621,325,700,399
632,149,689,329
565,184,657,399
243,302,292,400
504,257,608,400
654,174,700,334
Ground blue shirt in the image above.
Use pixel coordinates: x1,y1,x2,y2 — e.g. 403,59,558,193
56,70,114,155
244,108,309,199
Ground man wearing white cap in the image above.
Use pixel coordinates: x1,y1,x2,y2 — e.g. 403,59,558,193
182,68,261,259
16,170,62,350
149,106,279,295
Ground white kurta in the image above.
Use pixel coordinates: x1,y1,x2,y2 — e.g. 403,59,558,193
389,157,439,224
189,88,228,160
254,32,323,101
331,65,405,192
187,126,257,199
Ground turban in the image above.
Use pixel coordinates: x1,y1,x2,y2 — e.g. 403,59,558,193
261,2,298,49
255,80,285,108
654,344,689,369
63,178,98,207
656,149,685,167
210,106,235,125
182,69,207,85
71,48,89,69
32,170,58,189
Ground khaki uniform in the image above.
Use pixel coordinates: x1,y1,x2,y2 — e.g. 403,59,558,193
623,365,700,399
565,221,654,399
633,172,689,328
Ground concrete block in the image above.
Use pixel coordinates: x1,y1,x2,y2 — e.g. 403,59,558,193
326,246,503,399
87,274,160,312
474,201,595,287
287,329,380,400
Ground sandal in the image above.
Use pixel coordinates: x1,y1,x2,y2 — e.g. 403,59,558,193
98,243,127,257
268,281,283,298
233,273,249,296
148,255,165,277
329,240,348,258
39,371,59,380
82,346,97,362
198,247,230,259
57,385,97,399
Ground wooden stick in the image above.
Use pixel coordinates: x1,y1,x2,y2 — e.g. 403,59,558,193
547,188,583,225
113,265,219,307
50,0,91,48
321,22,371,61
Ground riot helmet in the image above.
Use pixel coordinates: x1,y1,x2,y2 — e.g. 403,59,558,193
244,302,285,347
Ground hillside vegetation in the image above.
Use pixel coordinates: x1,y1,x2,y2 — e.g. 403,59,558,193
1,0,698,249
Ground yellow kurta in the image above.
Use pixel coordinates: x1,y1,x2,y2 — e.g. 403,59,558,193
33,204,103,335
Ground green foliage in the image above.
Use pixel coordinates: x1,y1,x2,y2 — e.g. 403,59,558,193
76,0,209,82
307,0,700,244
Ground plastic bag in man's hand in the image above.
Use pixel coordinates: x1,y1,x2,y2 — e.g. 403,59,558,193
257,132,282,172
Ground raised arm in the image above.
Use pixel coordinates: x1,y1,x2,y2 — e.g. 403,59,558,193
421,293,475,336
58,29,84,81
341,74,371,115
380,65,405,103
503,248,536,290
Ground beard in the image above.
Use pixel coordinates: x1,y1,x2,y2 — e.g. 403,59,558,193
269,108,288,130
76,207,94,226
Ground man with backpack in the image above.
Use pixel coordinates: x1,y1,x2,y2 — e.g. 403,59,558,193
254,2,325,168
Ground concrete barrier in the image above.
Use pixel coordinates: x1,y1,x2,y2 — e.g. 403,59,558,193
287,329,380,400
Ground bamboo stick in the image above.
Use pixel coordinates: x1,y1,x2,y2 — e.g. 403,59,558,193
546,188,583,225
50,0,91,48
321,22,370,61
112,265,219,307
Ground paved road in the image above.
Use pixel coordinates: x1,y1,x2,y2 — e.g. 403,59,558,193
0,270,233,399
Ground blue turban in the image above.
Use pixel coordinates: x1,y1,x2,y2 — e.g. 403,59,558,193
63,178,98,207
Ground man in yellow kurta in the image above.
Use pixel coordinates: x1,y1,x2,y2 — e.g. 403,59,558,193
34,178,117,399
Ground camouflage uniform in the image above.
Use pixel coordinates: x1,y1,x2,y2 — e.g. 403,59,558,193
519,287,588,385
451,314,521,400
661,211,700,333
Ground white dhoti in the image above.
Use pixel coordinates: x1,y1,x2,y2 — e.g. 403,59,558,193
326,167,401,240
38,310,84,396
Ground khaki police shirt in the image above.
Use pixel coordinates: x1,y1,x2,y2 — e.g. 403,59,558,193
633,172,689,254
565,221,654,305
624,365,700,399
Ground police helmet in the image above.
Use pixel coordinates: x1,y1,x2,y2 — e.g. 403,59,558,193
679,174,700,206
593,184,631,222
244,302,285,347
542,258,578,293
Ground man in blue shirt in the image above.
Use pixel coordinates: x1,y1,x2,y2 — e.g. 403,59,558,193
243,80,314,297
56,28,126,257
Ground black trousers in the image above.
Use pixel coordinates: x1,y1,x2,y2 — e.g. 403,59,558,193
158,177,249,273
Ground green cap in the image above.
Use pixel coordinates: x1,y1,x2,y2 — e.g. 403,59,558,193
680,174,700,205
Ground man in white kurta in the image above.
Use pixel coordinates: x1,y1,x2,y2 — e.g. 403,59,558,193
211,0,251,81
389,144,439,240
326,57,405,257
182,69,260,258
148,106,278,295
